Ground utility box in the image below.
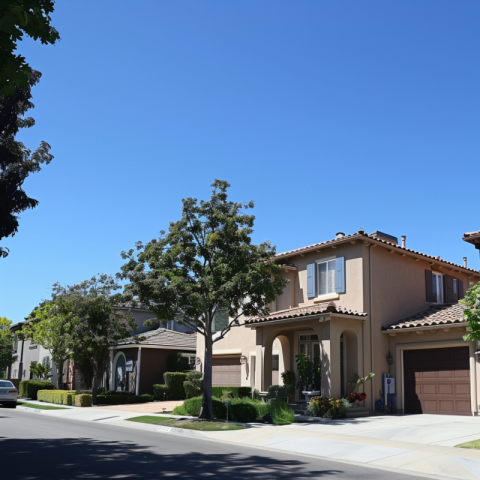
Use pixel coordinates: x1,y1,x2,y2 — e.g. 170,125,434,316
384,376,395,394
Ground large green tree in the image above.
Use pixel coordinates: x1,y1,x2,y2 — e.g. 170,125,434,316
0,316,15,377
0,1,60,95
52,275,137,404
462,282,480,343
119,180,287,420
23,302,70,388
0,70,54,257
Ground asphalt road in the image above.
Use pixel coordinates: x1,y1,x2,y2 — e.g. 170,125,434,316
0,408,429,480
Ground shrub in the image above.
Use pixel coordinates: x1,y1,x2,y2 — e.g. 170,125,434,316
281,371,296,395
307,396,350,419
179,396,226,419
269,400,295,425
229,397,258,423
19,380,55,400
75,394,92,407
211,387,251,398
135,394,154,403
252,388,261,401
38,389,70,404
172,403,188,415
61,392,76,405
153,384,169,401
183,371,203,399
163,372,187,400
266,385,289,401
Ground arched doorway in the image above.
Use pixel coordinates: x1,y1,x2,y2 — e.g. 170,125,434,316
340,329,358,397
113,352,127,391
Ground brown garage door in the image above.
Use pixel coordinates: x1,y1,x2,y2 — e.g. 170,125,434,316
212,357,241,387
404,346,471,416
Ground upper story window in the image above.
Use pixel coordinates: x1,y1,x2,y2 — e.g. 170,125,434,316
318,260,336,295
425,270,463,304
307,257,345,299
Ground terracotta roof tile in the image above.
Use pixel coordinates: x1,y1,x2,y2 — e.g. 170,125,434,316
117,328,197,348
275,230,480,275
382,303,467,331
246,302,367,325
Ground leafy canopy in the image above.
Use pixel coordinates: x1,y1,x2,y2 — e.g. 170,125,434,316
0,70,54,256
119,179,287,339
0,1,60,95
0,316,15,375
462,282,480,342
51,274,137,403
23,302,70,386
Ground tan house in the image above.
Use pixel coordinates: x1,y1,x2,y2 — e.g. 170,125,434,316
196,229,480,416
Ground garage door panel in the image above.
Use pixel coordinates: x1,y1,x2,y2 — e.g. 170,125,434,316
212,357,241,387
404,346,471,416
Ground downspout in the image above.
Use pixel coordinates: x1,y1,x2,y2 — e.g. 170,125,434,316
369,245,375,407
135,347,142,395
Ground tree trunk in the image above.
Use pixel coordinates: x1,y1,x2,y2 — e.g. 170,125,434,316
199,333,213,420
91,372,101,406
56,358,65,389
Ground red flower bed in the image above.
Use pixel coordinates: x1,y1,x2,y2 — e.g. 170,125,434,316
345,392,367,403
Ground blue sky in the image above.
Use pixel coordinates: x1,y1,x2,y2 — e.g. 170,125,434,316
2,1,479,324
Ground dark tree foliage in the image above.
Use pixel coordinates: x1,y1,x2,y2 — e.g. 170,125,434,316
0,0,60,95
0,70,53,256
119,180,287,419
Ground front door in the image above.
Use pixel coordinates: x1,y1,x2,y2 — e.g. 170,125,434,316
297,333,321,400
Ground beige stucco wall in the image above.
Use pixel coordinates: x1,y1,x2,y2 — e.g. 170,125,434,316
198,236,480,414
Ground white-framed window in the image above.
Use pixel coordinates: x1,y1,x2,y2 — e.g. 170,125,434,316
318,259,336,296
307,257,345,299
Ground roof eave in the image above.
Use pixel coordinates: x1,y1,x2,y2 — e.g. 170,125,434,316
382,322,468,334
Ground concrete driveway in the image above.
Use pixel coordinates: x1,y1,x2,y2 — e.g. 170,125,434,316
201,414,480,480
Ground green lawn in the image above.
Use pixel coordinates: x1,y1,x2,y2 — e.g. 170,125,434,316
456,439,480,449
126,415,246,431
17,401,68,410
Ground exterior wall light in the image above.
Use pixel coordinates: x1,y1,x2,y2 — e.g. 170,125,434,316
240,355,247,365
195,357,201,366
386,351,393,365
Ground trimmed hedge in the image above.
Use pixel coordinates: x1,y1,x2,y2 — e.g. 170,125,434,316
211,387,251,398
19,380,55,400
172,396,294,424
38,390,74,405
153,384,168,401
164,372,187,400
75,394,92,407
95,393,154,405
183,371,203,399
175,396,226,419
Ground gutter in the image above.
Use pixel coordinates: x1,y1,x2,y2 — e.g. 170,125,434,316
382,322,468,334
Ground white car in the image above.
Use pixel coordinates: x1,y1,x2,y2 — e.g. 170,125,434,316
0,380,18,408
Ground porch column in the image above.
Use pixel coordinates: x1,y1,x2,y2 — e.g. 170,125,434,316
328,320,342,398
255,329,264,391
263,337,273,391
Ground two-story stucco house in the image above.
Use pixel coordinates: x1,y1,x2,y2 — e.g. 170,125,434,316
196,229,480,416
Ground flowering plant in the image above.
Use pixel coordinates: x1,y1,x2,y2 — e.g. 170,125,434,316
345,392,367,403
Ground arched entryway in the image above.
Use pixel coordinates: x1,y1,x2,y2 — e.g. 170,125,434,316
113,352,127,391
340,329,358,397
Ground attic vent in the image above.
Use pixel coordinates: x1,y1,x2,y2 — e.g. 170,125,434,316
370,231,399,245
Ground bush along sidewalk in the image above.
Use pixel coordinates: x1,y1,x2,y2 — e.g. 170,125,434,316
19,380,55,400
172,396,294,425
36,389,153,407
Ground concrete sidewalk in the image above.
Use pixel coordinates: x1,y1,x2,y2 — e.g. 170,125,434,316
200,415,480,480
13,402,480,480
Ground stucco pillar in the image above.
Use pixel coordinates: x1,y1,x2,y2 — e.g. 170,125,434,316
329,320,342,398
312,321,332,397
255,329,264,391
469,341,478,416
263,337,273,390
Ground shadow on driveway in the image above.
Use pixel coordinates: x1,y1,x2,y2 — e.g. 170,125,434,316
0,437,342,479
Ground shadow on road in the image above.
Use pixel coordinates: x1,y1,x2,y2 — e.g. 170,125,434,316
0,437,342,479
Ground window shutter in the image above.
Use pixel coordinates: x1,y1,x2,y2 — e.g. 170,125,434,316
307,263,316,298
335,257,346,294
445,275,455,303
458,280,464,300
212,309,229,332
425,270,436,302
